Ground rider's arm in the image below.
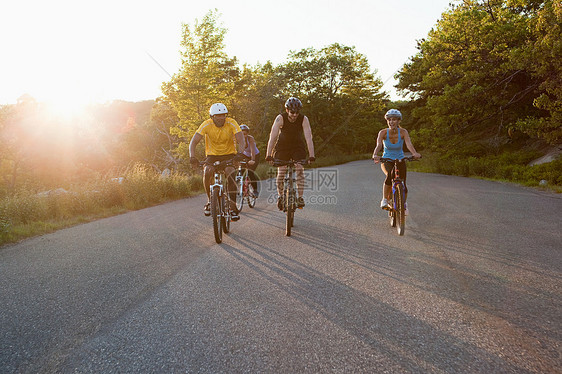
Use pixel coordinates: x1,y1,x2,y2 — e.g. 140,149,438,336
248,135,256,160
302,116,315,159
266,115,283,158
189,132,203,158
235,131,245,153
402,129,421,158
372,130,384,162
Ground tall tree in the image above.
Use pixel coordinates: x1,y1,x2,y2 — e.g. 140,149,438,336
512,0,562,143
161,9,240,160
278,43,387,154
396,0,561,154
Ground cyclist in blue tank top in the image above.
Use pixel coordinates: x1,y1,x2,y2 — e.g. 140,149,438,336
372,109,421,215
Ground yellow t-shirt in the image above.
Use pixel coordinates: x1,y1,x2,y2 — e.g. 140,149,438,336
196,118,241,156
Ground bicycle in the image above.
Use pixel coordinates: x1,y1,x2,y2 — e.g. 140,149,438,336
234,161,258,212
199,159,236,244
379,156,418,236
273,159,307,236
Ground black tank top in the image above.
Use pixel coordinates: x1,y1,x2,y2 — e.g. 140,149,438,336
274,113,305,151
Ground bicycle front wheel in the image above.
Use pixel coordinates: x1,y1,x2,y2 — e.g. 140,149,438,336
222,194,231,234
211,188,222,244
235,175,244,213
396,184,406,236
389,206,396,228
285,186,294,236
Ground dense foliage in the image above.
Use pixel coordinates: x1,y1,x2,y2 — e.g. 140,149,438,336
158,10,387,162
396,0,561,154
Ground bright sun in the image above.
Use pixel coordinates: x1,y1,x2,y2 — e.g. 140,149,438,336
45,93,91,122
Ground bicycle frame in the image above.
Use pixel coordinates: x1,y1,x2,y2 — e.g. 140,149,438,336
380,157,417,236
235,161,257,211
211,168,225,197
274,159,306,236
200,159,234,243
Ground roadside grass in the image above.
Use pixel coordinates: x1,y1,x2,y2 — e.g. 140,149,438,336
408,152,562,193
0,164,203,247
1,152,559,247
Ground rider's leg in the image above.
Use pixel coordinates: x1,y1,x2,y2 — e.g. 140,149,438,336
295,163,305,198
202,164,214,215
203,165,214,200
383,183,392,200
381,163,393,200
225,166,238,212
276,166,287,197
248,155,260,193
398,162,408,201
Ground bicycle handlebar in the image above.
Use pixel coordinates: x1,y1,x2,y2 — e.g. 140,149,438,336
272,159,308,167
198,158,236,169
378,156,420,163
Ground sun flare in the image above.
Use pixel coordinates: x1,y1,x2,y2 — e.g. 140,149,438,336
45,94,90,122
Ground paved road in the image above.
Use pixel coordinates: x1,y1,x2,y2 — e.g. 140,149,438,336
1,160,560,373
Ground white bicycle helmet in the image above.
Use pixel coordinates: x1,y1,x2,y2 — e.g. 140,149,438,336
209,103,228,116
240,124,250,131
384,109,402,119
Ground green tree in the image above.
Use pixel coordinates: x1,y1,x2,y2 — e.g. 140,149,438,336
161,9,240,161
397,0,561,154
229,62,285,148
278,43,387,154
511,0,562,144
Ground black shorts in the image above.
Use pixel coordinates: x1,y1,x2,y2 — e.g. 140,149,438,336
273,148,306,161
382,160,408,192
205,154,236,164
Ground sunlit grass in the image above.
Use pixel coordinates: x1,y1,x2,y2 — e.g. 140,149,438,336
1,153,559,247
0,163,203,247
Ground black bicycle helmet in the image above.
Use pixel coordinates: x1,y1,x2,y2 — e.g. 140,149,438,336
285,97,303,112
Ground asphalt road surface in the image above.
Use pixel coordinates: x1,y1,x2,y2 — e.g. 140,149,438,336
1,160,560,373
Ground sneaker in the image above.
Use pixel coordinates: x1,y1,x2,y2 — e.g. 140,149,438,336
404,203,409,216
297,196,305,208
277,196,284,211
228,200,240,221
204,202,211,216
380,198,390,210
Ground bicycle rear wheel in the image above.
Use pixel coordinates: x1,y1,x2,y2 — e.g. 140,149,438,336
247,183,256,208
211,188,222,243
396,184,406,236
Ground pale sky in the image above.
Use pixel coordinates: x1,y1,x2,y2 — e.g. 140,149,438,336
1,0,454,107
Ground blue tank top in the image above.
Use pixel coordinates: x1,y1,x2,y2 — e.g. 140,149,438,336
382,129,404,160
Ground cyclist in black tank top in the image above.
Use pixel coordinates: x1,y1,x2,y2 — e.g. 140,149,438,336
266,97,315,210
273,112,306,157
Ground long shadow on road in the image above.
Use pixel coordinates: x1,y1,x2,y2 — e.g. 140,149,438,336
226,222,541,373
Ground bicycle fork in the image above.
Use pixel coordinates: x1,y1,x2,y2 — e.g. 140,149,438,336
284,169,296,212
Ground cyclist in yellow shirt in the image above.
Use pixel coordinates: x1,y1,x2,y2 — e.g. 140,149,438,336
189,103,245,220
